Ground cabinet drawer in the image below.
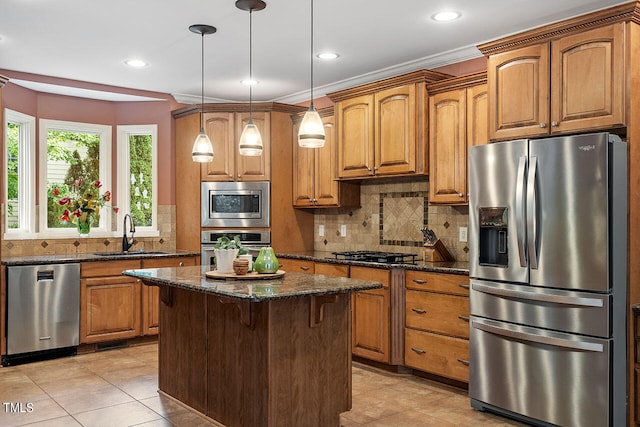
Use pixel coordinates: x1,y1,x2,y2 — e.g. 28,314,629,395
404,328,469,382
314,262,349,277
279,258,314,274
405,290,469,338
142,256,197,269
81,260,141,278
405,270,468,295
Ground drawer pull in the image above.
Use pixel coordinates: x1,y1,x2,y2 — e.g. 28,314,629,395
413,279,427,284
179,262,184,267
457,358,470,366
458,315,470,321
411,347,426,355
458,284,470,289
300,266,310,271
411,308,427,314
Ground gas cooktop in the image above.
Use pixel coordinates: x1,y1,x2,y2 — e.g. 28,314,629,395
330,251,418,265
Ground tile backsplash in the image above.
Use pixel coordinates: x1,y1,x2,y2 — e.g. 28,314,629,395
314,178,470,262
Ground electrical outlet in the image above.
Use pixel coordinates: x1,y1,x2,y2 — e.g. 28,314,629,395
318,225,325,237
459,226,468,242
340,224,347,237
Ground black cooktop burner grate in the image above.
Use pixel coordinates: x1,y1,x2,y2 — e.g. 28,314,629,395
331,251,418,265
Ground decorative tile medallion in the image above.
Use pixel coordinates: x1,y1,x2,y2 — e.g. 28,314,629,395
379,191,428,247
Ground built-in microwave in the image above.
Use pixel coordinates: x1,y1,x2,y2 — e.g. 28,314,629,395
201,181,270,228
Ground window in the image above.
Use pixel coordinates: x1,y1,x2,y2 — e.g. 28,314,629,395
39,119,112,237
117,125,158,236
4,109,36,237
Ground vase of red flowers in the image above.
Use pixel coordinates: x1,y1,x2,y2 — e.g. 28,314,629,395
54,178,115,237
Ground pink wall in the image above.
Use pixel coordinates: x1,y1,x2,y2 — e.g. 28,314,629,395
0,70,185,206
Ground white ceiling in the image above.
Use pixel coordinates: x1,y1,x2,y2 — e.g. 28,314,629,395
0,0,628,104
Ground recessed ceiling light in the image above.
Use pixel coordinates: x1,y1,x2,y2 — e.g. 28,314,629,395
317,52,339,60
125,59,148,68
241,79,258,85
432,11,461,22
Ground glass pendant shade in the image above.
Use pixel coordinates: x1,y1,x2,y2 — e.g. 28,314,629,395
191,127,214,162
238,119,263,156
298,107,325,148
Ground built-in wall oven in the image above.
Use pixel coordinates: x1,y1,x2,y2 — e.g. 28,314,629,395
201,230,271,270
201,181,270,228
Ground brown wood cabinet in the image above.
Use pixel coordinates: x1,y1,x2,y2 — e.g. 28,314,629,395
314,262,349,278
403,270,470,382
292,109,360,208
141,256,197,335
481,22,625,141
328,70,450,179
201,111,270,182
427,73,487,204
278,258,314,274
80,256,196,343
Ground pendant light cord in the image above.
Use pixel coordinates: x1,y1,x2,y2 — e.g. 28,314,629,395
200,32,205,131
249,8,254,119
309,0,314,110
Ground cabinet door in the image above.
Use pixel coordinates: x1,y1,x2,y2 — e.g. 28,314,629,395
235,112,270,181
292,121,316,207
80,276,141,344
375,84,417,176
337,94,375,178
488,43,550,140
467,84,488,148
429,89,467,204
350,266,390,362
551,23,625,134
201,113,236,181
314,115,340,206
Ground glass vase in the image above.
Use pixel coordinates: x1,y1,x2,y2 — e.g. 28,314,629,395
77,211,91,237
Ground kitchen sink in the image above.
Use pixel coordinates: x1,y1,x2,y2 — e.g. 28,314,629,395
93,250,170,256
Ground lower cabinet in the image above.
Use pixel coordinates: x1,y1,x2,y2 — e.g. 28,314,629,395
80,256,196,343
278,258,315,274
350,266,391,363
314,262,349,278
404,270,470,382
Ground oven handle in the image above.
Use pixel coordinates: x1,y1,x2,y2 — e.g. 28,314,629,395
471,320,604,352
471,282,604,308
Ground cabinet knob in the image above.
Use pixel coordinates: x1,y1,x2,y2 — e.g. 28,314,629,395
457,358,470,366
413,279,427,284
551,121,559,127
539,123,547,128
300,266,310,271
458,284,470,289
411,347,426,355
179,262,184,267
228,174,233,179
457,193,463,197
411,308,427,314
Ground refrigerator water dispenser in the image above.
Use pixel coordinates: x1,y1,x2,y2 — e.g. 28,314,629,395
478,207,508,267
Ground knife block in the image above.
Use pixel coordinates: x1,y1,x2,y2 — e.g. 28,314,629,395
423,239,454,262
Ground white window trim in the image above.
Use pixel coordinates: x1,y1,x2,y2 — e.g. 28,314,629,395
116,124,159,237
4,109,37,239
38,119,113,238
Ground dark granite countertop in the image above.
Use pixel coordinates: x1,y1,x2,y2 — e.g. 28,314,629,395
276,251,470,276
1,250,200,266
123,265,383,302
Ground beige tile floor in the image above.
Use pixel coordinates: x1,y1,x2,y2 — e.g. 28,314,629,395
0,343,524,427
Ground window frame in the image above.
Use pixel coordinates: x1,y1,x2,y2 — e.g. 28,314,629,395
4,109,36,239
116,124,159,237
38,119,113,238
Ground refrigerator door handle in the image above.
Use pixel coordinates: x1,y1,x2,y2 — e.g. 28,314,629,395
515,156,527,267
471,320,604,352
526,156,538,269
472,282,604,307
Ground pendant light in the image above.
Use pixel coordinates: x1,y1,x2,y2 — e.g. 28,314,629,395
237,0,266,156
298,0,325,148
189,24,217,162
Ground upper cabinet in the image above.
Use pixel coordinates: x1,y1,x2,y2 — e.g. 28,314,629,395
480,21,626,141
427,73,488,205
292,108,360,208
328,70,450,179
201,111,270,181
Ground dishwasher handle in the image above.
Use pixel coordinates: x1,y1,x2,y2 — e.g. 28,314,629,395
37,270,55,281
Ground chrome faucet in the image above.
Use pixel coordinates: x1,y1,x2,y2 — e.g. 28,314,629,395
123,214,136,252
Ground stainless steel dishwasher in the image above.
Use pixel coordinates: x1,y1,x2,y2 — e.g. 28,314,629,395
3,263,80,365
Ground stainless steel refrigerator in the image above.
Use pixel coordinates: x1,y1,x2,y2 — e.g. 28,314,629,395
468,132,627,427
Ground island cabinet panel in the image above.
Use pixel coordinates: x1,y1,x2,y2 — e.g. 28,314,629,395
404,270,470,382
485,22,625,141
205,294,351,426
158,286,208,414
141,256,196,335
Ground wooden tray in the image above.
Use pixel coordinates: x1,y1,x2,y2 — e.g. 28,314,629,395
205,270,285,280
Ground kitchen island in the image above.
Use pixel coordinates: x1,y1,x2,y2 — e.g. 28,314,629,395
122,265,382,427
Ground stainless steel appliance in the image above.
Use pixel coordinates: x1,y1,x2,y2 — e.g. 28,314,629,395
201,181,270,228
4,263,80,366
201,229,271,269
329,251,418,264
468,132,627,427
